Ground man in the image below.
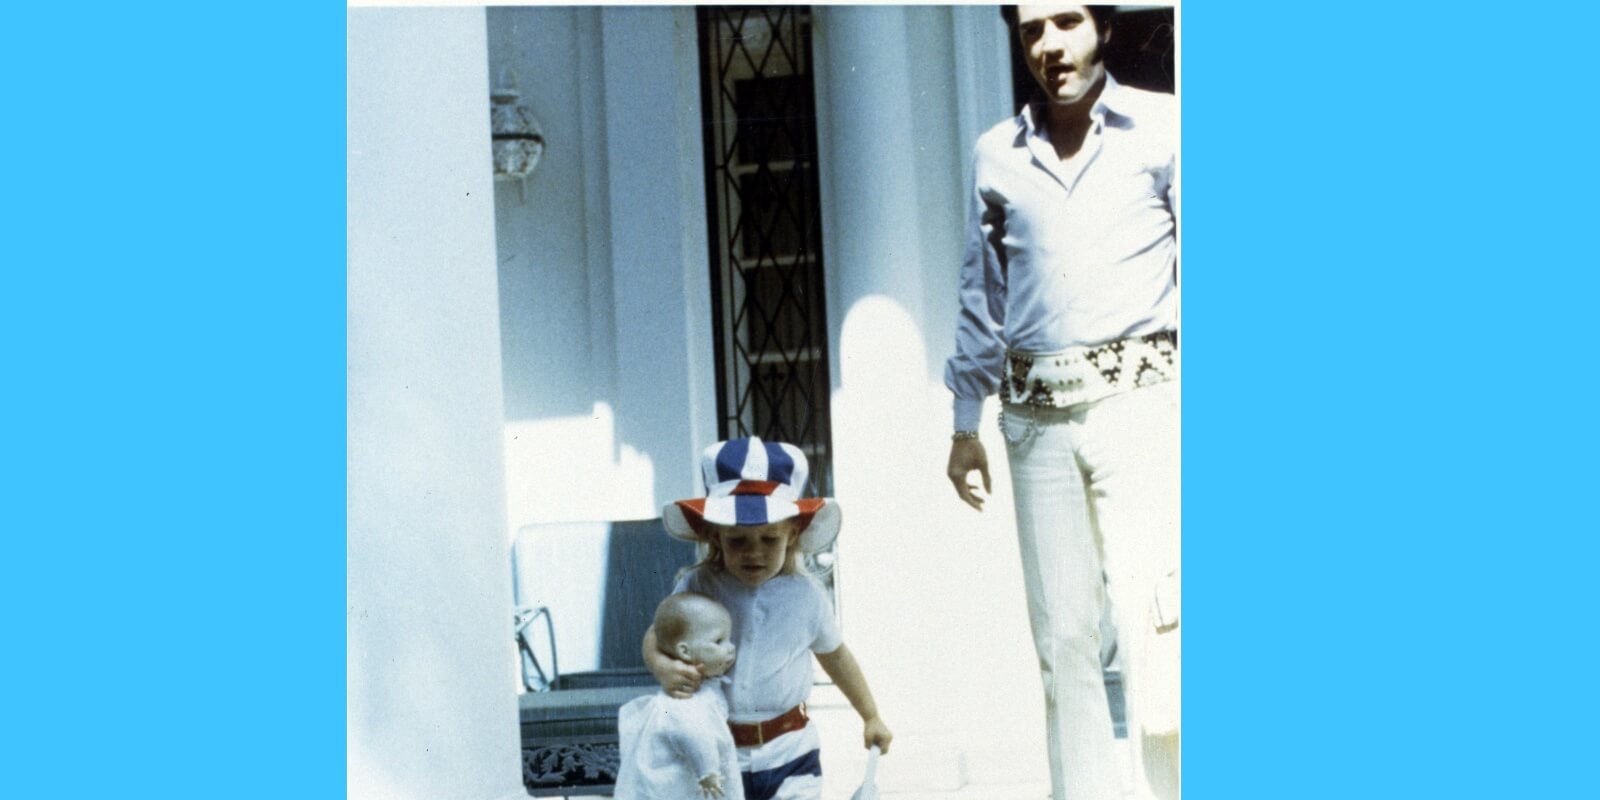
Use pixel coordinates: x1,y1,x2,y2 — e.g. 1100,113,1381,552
943,5,1179,799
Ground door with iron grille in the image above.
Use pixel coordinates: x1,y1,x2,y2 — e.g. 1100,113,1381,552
697,6,836,581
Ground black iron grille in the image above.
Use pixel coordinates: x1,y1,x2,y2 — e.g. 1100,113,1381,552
698,6,833,499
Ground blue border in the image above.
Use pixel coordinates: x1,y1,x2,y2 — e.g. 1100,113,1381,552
11,1,1600,797
1186,2,1598,797
8,3,346,797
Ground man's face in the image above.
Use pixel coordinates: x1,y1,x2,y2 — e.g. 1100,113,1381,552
1016,4,1107,107
680,606,737,677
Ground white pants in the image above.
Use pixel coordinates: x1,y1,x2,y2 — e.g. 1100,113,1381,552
735,721,822,800
1001,381,1180,800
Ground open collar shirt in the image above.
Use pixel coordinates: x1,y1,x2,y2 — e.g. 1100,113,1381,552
944,75,1178,431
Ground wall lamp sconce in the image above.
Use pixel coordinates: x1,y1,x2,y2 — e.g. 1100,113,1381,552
491,67,544,202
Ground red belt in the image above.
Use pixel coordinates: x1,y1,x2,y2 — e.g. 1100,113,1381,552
728,703,808,747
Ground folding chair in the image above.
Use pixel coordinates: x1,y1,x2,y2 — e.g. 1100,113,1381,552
512,518,697,797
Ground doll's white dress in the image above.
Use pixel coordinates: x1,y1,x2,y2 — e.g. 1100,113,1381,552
616,678,745,800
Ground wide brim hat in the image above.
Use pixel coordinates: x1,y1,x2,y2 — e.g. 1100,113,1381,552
662,436,841,554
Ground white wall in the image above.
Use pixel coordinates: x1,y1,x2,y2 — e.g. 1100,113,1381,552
600,5,719,523
490,7,613,423
348,8,524,800
489,6,715,534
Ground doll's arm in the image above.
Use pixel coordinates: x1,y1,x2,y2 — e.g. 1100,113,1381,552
642,625,704,699
660,716,725,796
817,643,894,753
697,772,725,798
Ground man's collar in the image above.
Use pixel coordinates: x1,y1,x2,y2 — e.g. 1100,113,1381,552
1018,73,1133,137
1092,73,1134,124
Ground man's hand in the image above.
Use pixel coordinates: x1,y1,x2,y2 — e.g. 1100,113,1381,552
698,772,725,798
863,716,894,754
946,437,991,511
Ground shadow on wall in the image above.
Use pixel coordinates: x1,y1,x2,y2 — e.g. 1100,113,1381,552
489,5,711,523
489,5,614,427
513,518,698,681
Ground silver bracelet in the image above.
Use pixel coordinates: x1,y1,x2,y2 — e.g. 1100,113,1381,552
951,430,980,441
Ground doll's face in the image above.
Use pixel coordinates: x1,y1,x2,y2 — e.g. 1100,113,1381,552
714,520,802,588
676,604,737,677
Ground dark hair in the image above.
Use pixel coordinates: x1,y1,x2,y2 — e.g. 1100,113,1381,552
1001,4,1115,37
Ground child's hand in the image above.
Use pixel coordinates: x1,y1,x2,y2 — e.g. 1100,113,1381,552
648,654,704,699
863,716,893,754
698,772,725,798
644,626,705,698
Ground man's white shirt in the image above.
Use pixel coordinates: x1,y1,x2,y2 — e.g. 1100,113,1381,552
945,75,1178,431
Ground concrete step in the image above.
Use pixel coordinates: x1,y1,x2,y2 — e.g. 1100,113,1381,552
883,782,1051,800
811,708,966,798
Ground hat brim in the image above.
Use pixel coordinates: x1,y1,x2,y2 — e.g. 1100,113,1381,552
663,497,841,554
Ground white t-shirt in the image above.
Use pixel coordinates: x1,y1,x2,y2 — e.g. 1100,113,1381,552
674,568,842,723
616,680,746,800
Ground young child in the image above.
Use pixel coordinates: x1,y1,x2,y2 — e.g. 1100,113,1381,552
644,436,892,800
617,592,744,800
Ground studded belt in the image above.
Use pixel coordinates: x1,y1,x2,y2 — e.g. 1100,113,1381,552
1001,329,1177,409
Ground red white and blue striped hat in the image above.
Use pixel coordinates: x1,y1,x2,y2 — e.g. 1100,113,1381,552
662,436,841,553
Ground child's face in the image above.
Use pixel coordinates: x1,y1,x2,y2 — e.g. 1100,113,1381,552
679,606,737,677
714,520,802,588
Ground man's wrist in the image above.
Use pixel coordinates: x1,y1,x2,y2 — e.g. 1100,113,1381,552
952,430,979,441
952,395,985,432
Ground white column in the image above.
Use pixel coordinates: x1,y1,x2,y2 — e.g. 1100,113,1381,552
809,7,1052,793
810,7,959,791
813,5,1011,385
348,8,524,799
814,5,928,325
600,6,718,507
